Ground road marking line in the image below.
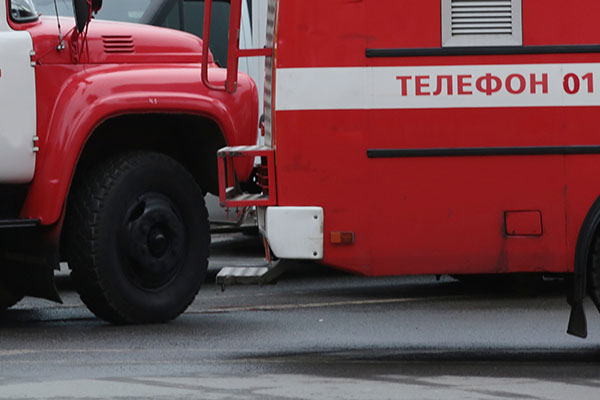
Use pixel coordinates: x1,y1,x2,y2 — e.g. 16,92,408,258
0,350,37,356
194,296,464,314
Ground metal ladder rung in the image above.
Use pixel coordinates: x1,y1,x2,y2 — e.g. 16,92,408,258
218,145,273,155
227,193,268,202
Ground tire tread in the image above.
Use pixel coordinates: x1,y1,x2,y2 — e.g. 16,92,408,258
66,152,208,323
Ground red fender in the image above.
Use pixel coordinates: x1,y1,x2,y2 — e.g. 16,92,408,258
22,65,258,225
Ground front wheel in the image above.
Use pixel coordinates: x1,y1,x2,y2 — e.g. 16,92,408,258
66,152,210,323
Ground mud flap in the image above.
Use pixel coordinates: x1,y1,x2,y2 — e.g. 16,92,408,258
21,263,62,303
0,222,63,304
567,269,588,338
567,302,587,338
1,257,63,304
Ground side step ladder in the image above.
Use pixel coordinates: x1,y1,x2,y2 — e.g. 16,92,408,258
216,146,279,290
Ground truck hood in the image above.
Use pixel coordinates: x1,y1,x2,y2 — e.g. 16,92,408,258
31,17,212,65
85,19,211,64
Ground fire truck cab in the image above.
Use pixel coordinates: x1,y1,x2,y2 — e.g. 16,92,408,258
0,0,259,322
215,0,600,338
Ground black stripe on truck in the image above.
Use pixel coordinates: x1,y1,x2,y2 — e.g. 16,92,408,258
367,146,600,158
366,45,600,58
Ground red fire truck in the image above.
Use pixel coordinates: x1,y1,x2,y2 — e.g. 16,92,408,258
0,0,259,322
212,0,600,338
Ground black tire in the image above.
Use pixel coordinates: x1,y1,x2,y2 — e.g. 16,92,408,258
66,152,210,323
588,236,600,309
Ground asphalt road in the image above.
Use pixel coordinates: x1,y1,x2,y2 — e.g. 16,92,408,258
0,234,599,399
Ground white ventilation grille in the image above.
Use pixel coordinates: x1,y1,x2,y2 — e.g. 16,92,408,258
442,0,522,47
451,0,512,36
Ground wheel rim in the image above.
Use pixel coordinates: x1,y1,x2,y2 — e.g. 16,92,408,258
120,193,187,290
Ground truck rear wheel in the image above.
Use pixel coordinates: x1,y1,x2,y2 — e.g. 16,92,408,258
588,235,600,309
66,152,209,323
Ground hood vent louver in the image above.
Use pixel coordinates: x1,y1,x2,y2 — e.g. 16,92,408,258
102,35,135,54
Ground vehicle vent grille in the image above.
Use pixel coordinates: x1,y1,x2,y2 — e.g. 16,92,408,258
102,35,135,53
451,0,513,36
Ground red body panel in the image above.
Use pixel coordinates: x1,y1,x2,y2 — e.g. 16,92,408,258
272,0,600,276
13,17,258,225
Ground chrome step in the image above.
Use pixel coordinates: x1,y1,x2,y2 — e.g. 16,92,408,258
216,261,286,290
224,193,269,203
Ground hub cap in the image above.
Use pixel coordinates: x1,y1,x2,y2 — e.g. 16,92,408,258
121,193,186,290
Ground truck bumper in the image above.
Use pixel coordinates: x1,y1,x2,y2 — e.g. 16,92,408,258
257,206,324,260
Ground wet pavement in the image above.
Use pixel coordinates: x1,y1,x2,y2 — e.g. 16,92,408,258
0,234,599,399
